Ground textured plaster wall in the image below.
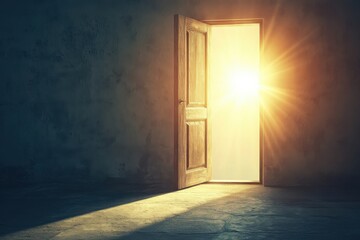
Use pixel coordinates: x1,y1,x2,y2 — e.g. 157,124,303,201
0,0,360,188
0,0,175,188
259,0,360,186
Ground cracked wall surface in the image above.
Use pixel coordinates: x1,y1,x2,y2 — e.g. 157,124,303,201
0,0,360,188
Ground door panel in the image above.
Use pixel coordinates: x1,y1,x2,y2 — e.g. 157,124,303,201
186,120,206,170
187,30,206,106
175,15,211,189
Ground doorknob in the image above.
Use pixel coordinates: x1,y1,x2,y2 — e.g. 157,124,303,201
179,99,185,104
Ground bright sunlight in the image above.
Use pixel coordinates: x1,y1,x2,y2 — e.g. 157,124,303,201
228,67,260,100
211,23,260,182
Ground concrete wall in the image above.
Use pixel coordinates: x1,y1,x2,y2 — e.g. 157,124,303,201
0,0,360,189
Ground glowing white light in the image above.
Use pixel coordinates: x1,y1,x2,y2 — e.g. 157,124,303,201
228,67,260,100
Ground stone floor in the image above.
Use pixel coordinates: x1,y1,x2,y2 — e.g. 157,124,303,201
1,183,360,239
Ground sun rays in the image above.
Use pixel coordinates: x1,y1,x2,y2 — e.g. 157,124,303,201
259,1,318,157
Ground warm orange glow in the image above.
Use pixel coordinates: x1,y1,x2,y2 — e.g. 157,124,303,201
257,2,315,158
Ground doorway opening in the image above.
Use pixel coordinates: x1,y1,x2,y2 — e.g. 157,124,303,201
209,21,261,183
175,16,263,189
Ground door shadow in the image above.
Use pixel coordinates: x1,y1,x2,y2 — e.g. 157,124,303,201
2,184,360,239
0,182,164,236
116,186,360,240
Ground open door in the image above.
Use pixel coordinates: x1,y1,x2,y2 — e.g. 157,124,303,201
175,15,211,189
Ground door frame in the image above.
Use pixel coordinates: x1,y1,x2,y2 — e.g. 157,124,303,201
174,17,265,188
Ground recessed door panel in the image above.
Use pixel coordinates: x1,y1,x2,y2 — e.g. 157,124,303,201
187,30,206,106
186,120,207,170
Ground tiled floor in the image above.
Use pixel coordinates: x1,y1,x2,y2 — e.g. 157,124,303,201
1,183,360,239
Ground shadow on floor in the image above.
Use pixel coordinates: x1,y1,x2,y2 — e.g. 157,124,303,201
115,186,360,240
0,182,164,237
1,184,360,239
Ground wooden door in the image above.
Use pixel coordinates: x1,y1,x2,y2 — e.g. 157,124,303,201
175,15,211,189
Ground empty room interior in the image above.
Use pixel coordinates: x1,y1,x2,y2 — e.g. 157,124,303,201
1,0,360,239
